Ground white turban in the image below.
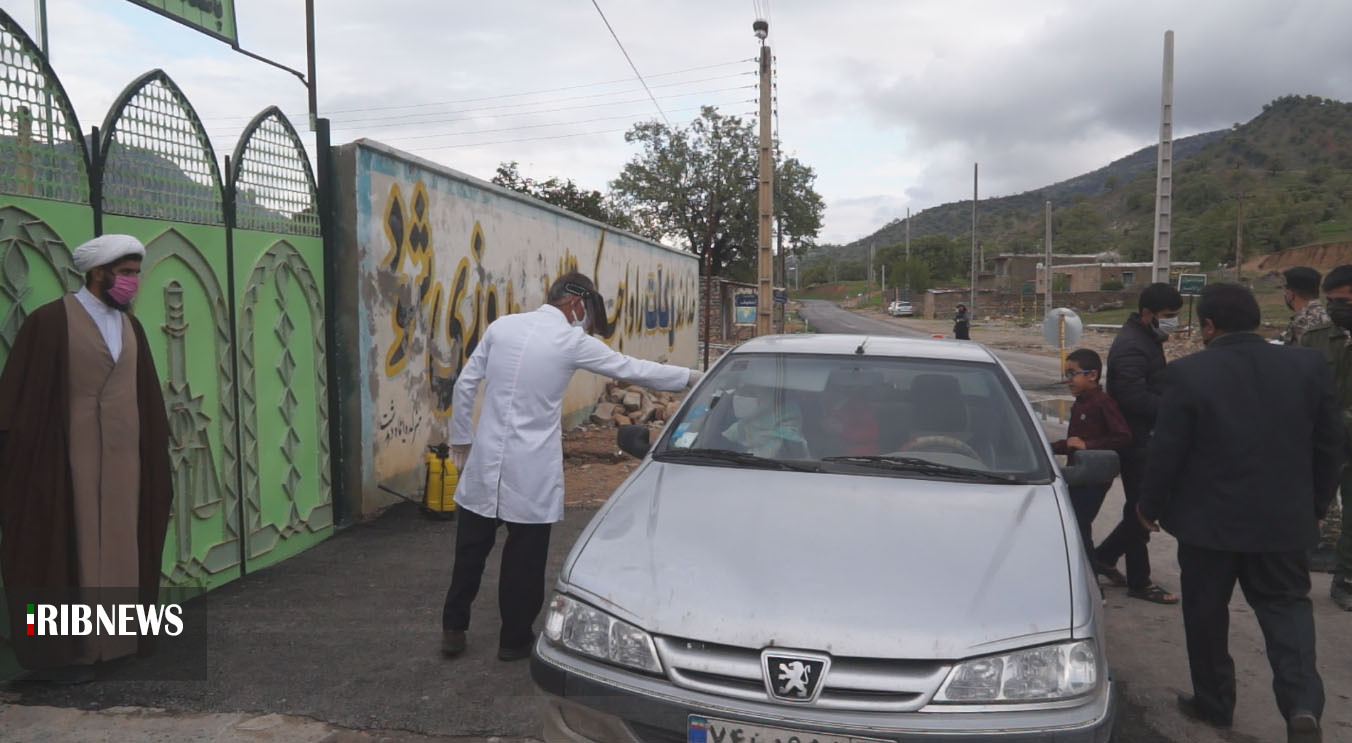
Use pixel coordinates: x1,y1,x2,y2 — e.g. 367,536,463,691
72,234,145,273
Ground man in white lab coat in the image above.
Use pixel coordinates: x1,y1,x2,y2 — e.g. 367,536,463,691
441,272,701,660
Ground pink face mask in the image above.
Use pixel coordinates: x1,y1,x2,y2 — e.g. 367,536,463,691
108,275,140,306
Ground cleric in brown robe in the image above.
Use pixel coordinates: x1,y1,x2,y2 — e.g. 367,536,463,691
0,234,172,684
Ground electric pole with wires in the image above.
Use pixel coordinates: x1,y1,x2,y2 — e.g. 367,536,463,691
754,16,774,336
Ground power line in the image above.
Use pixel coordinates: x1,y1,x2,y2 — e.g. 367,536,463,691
322,73,751,126
321,85,751,132
323,58,749,116
416,127,635,152
590,0,669,126
198,70,752,124
342,100,751,145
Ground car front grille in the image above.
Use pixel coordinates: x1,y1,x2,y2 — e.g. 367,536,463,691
654,637,950,712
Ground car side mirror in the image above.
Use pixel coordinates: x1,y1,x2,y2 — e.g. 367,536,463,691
1061,449,1120,487
617,425,652,459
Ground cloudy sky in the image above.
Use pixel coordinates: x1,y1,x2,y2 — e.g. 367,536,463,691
5,0,1350,244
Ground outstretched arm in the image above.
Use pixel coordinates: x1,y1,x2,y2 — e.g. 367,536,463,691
573,333,694,391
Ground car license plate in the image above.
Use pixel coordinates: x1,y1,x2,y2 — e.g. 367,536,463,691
688,715,887,743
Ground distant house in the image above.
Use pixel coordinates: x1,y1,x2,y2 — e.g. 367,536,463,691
1037,261,1202,293
991,253,1089,293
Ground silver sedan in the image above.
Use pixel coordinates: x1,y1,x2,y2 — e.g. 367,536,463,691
532,334,1118,742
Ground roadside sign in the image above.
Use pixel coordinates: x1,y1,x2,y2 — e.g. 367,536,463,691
773,290,787,305
734,293,757,325
1021,282,1036,296
1178,274,1207,296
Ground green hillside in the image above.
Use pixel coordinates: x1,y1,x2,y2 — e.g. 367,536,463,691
803,95,1352,286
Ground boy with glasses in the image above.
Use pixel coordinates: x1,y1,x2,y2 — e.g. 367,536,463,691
1051,349,1132,562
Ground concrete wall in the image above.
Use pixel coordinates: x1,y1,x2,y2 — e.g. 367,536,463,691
924,288,1137,320
331,140,699,518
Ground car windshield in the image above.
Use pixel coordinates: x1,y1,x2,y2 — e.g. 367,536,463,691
655,352,1052,483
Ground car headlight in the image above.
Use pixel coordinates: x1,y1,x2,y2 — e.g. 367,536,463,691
934,640,1098,703
544,594,662,674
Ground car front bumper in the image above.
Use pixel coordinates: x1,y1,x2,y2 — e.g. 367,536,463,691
532,638,1115,743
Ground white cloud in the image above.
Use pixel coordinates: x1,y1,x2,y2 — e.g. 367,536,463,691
4,0,1349,246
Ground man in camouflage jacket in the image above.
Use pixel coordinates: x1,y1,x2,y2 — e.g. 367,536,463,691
1276,267,1330,345
1300,264,1352,610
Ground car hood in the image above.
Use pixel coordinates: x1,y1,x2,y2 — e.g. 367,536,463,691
565,462,1073,660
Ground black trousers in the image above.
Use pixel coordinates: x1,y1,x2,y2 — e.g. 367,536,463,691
441,508,553,649
1177,543,1323,722
1093,447,1154,590
1068,481,1111,561
954,322,970,340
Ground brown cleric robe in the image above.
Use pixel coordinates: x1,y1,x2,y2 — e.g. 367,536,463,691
0,295,172,671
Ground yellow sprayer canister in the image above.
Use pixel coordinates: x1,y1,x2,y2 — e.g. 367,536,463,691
424,445,458,519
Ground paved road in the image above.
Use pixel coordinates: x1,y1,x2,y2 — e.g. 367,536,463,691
796,300,1066,398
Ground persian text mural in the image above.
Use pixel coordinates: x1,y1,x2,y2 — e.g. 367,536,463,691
344,141,697,507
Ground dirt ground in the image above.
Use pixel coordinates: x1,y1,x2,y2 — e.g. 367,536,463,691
562,423,659,507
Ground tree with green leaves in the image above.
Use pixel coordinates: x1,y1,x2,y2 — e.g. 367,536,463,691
610,106,824,279
493,161,637,232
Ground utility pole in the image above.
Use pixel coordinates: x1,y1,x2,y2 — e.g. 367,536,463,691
904,206,911,299
754,18,774,336
971,163,978,316
1045,200,1053,315
1151,30,1175,284
881,264,886,297
1235,192,1244,282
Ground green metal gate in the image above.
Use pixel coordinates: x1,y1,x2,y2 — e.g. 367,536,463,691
0,10,332,595
227,107,332,573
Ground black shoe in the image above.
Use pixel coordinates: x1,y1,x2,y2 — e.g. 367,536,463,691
441,630,466,658
497,642,533,662
1288,711,1321,743
1332,577,1352,612
1176,693,1232,728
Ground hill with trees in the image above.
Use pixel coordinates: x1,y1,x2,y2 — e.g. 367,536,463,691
801,95,1352,291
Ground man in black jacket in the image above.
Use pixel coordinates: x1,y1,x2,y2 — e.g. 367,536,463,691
1138,284,1343,743
1093,282,1182,603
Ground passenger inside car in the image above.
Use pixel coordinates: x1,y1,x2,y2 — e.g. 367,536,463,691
718,384,810,459
818,368,882,457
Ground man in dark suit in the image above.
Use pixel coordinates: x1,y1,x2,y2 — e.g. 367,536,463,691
1138,283,1343,743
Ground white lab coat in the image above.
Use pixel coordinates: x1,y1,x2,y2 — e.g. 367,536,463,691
449,303,693,523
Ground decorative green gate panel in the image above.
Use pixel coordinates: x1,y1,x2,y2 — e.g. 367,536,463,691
0,12,95,681
230,107,331,572
118,221,239,591
98,69,239,591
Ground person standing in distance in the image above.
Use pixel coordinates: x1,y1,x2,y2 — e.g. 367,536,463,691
1138,283,1342,743
1093,282,1182,604
1276,266,1329,346
440,272,702,661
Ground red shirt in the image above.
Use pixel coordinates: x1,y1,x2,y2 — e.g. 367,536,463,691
1051,385,1132,455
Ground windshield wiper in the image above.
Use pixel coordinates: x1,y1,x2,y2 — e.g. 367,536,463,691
820,455,1019,482
653,448,820,472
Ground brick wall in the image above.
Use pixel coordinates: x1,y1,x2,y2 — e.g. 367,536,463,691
924,289,1140,320
699,277,785,345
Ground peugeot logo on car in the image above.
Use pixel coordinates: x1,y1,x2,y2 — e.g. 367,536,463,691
762,651,829,703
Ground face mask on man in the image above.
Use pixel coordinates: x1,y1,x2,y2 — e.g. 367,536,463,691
571,309,589,330
1328,301,1352,330
1155,315,1179,335
106,274,140,308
